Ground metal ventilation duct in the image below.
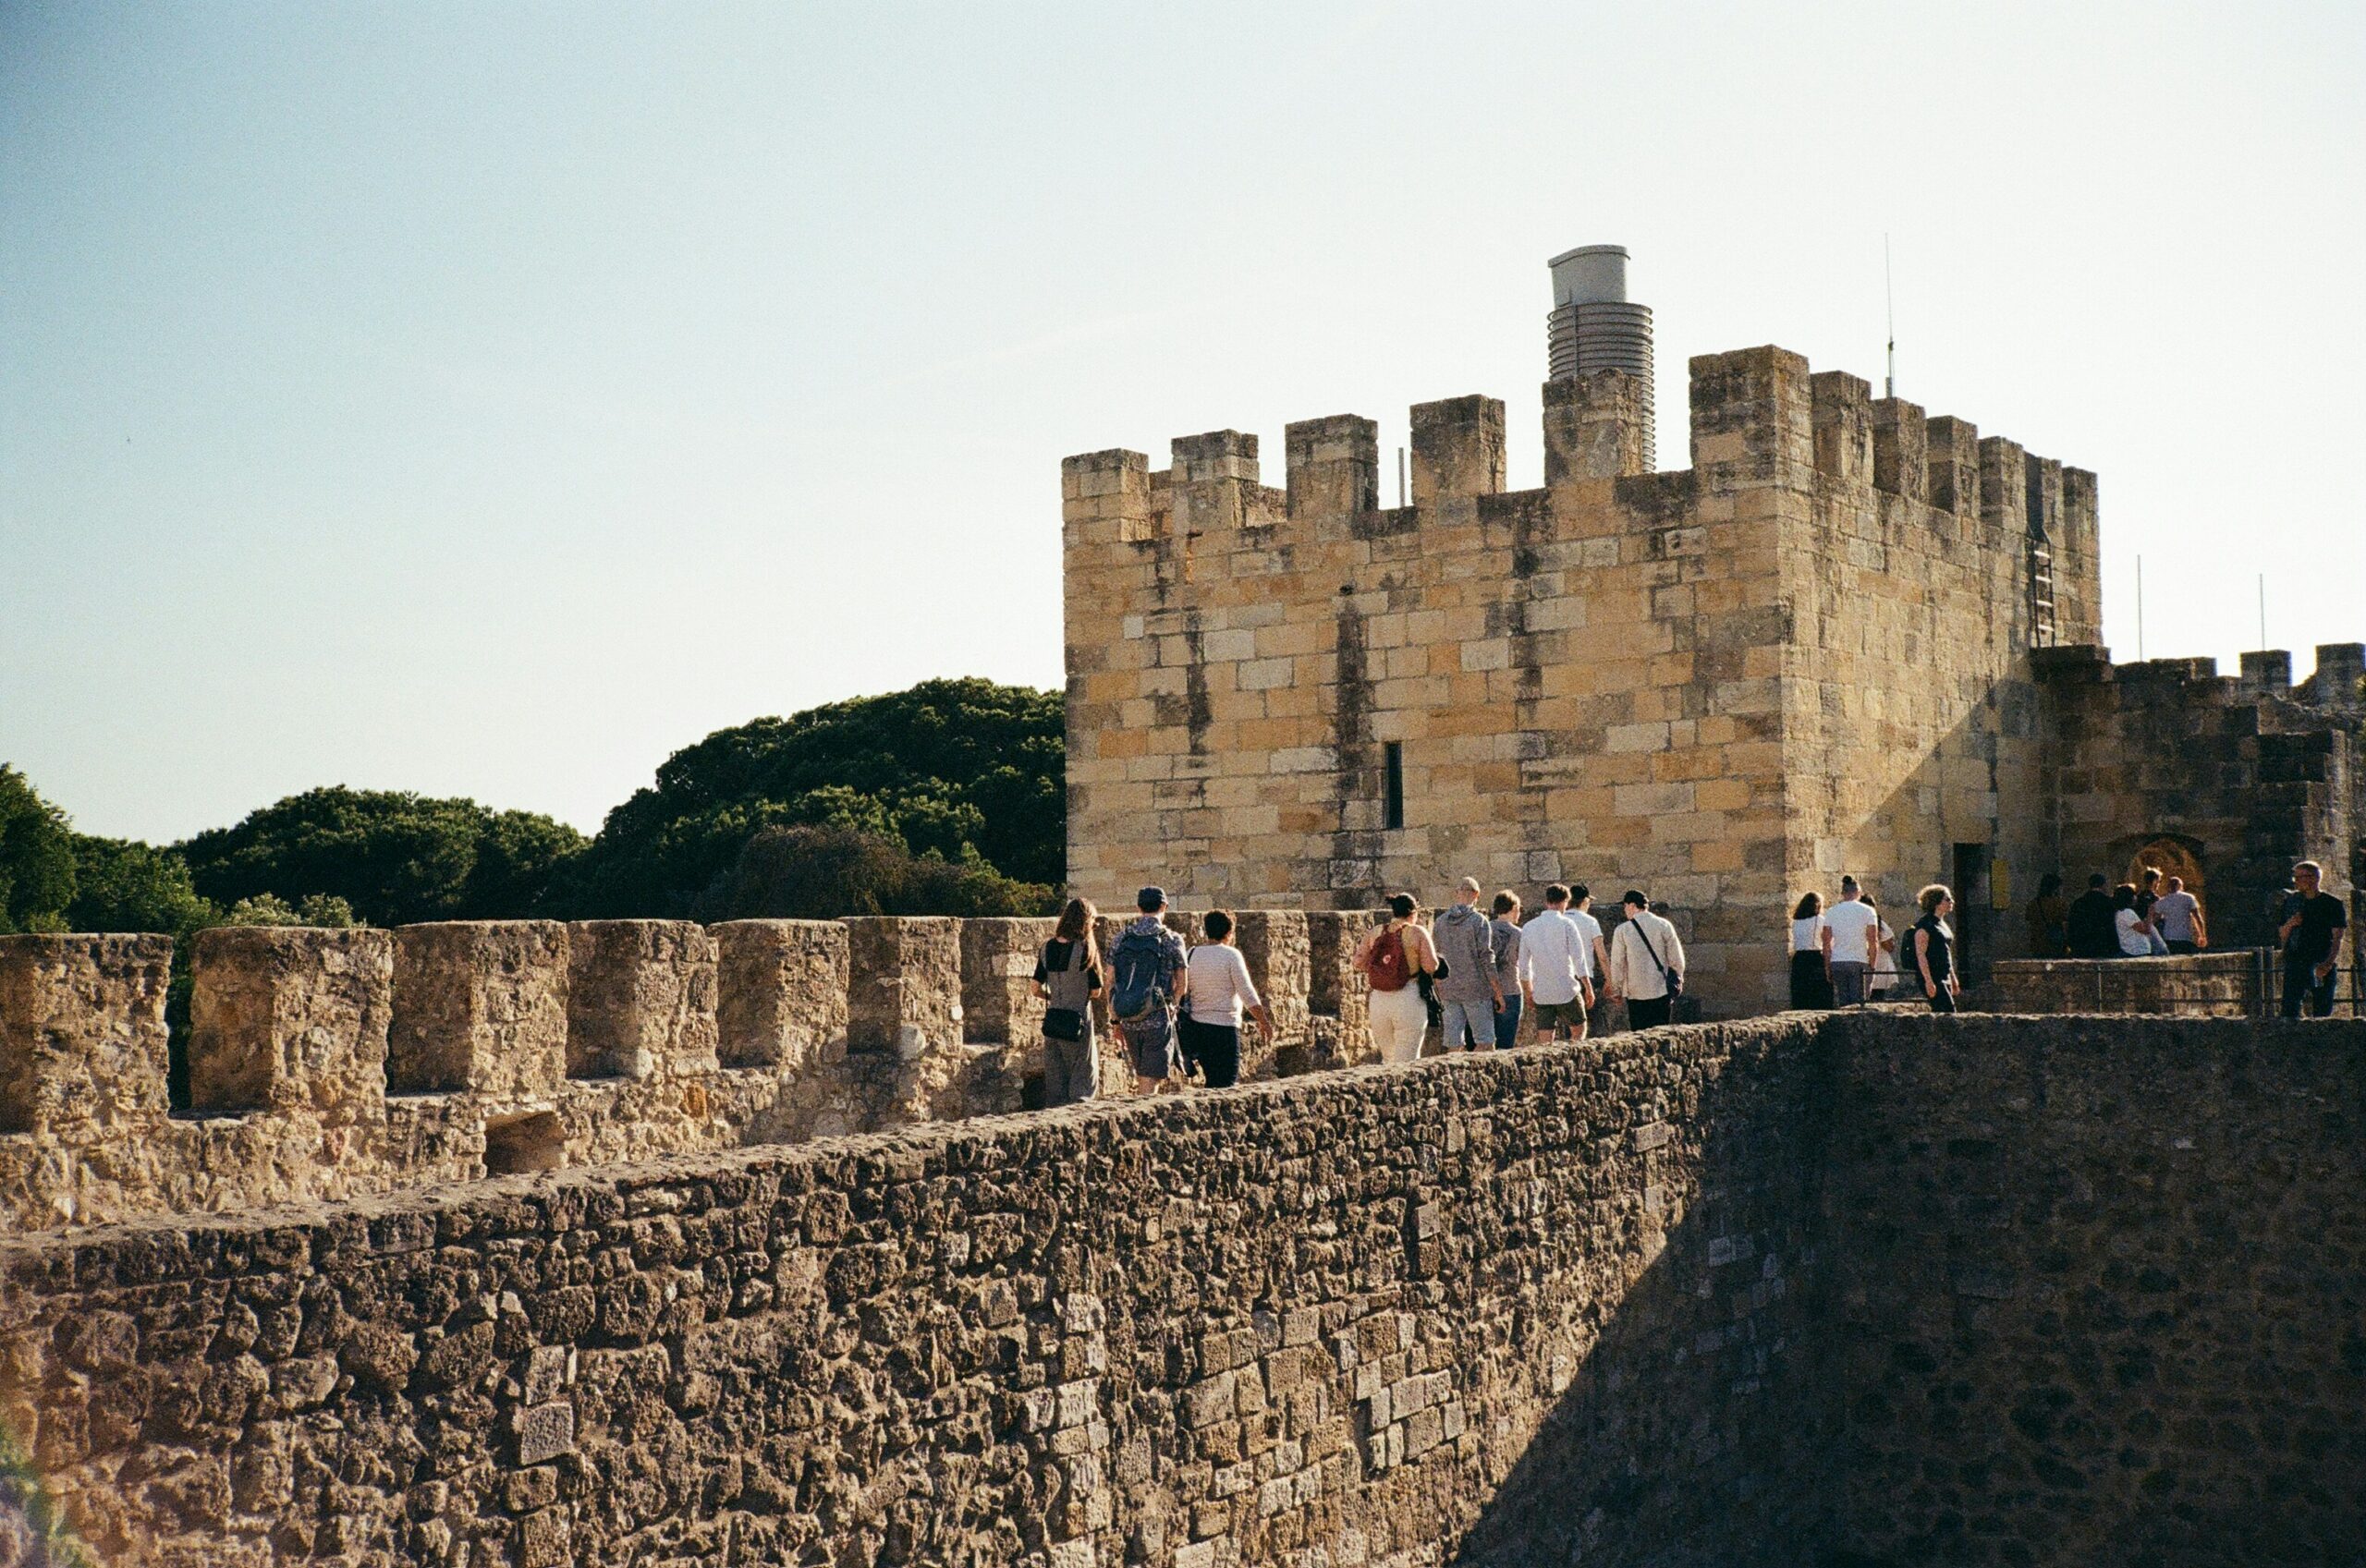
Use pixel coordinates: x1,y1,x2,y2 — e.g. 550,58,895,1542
1546,244,1655,469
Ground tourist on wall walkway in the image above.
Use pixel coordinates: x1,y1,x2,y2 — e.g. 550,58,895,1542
1180,910,1271,1089
1488,891,1525,1050
1110,885,1189,1093
2066,873,2117,958
2153,876,2205,954
1866,898,1900,1000
1568,885,1608,1036
1518,883,1592,1043
1031,897,1104,1107
1432,877,1500,1051
1355,893,1436,1065
1910,884,1960,1013
2277,860,2348,1018
2024,872,2069,958
1823,875,1879,1004
1789,892,1834,1010
2111,883,2157,957
1608,889,1685,1030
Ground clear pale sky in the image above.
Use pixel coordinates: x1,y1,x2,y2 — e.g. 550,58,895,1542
5,1,2360,843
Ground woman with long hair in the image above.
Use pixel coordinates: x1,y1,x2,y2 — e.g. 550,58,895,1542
1032,896,1104,1106
1789,891,1834,1010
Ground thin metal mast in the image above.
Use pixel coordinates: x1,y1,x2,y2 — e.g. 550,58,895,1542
1884,234,1896,400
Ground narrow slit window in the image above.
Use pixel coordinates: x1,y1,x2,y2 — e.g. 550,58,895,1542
1384,742,1405,831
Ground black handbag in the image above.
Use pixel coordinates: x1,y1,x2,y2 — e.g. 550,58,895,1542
1043,1007,1086,1042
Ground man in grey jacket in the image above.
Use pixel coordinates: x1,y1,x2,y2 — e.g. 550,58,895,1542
1433,876,1501,1051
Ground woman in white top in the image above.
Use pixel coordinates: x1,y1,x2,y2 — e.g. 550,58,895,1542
1180,910,1274,1088
2111,883,2155,957
1867,900,1899,999
1789,893,1834,1010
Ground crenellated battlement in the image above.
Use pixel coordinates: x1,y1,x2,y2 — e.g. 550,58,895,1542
1062,339,2104,1008
0,912,1387,1235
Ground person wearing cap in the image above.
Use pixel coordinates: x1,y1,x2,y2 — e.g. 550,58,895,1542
1823,874,1879,1006
1108,885,1189,1093
1607,889,1686,1030
1431,876,1500,1051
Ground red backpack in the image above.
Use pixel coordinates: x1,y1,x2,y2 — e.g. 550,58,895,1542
1367,927,1411,992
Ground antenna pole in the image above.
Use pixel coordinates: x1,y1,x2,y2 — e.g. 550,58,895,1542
1397,446,1407,508
2258,573,2266,650
2136,554,2145,661
1884,234,1896,399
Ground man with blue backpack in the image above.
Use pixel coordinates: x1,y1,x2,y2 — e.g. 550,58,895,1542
1110,885,1190,1094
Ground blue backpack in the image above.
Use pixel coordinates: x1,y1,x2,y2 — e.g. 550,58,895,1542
1109,926,1174,1021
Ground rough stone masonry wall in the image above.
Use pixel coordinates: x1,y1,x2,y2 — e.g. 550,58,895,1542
1824,1013,2366,1568
0,914,1375,1239
0,1018,1839,1568
1989,953,2262,1017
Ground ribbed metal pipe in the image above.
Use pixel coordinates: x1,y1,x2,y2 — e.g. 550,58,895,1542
1545,247,1656,469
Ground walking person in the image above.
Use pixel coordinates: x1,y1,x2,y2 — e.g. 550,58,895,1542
2276,860,2348,1019
1823,875,1880,1004
1518,883,1592,1044
1431,877,1501,1051
2024,873,2069,958
1109,885,1189,1093
1607,889,1685,1030
1488,892,1525,1050
1867,898,1899,1000
1567,885,1608,1037
2111,883,2155,958
1789,892,1834,1010
1355,893,1436,1065
1031,898,1105,1107
1909,884,1960,1013
1180,911,1273,1089
2152,876,2205,954
2066,873,2117,958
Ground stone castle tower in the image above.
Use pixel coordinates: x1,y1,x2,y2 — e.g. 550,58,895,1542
1060,249,2359,1015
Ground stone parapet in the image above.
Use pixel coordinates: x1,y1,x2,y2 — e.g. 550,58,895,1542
0,907,1386,1236
1990,953,2262,1016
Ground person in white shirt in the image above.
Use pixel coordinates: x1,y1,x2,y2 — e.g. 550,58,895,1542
1822,875,1882,1006
1518,882,1593,1043
1607,889,1687,1030
1180,910,1273,1088
1567,885,1607,1037
1789,892,1833,1010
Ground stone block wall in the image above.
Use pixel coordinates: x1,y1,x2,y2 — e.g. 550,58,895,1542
0,912,1384,1238
1824,1013,2366,1566
1989,953,2262,1016
1063,338,2104,1016
0,1016,1842,1568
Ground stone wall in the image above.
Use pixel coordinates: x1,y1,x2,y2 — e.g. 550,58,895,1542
5,1012,2360,1566
1062,341,2103,1015
0,1017,1840,1568
1824,1013,2366,1566
1989,953,2262,1017
0,914,1380,1238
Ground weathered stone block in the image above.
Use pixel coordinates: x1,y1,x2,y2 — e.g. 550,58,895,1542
564,920,717,1080
1410,395,1507,506
843,918,962,1059
0,933,171,1138
1543,371,1650,484
187,927,394,1118
959,918,1055,1047
713,919,848,1070
387,921,568,1101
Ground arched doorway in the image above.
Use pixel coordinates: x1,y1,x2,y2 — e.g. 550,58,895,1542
2122,834,2206,908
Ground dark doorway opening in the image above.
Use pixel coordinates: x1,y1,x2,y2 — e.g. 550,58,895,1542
1952,844,1992,982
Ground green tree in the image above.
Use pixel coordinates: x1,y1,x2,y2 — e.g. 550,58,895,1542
179,787,586,927
66,834,217,938
694,824,1056,922
554,677,1063,917
0,764,78,932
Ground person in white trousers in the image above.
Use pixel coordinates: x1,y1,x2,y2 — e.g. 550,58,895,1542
1355,893,1436,1065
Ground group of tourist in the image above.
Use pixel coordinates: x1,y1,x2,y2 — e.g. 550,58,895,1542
1788,876,1962,1013
2026,866,2206,961
2026,857,2348,1017
1027,880,1689,1106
